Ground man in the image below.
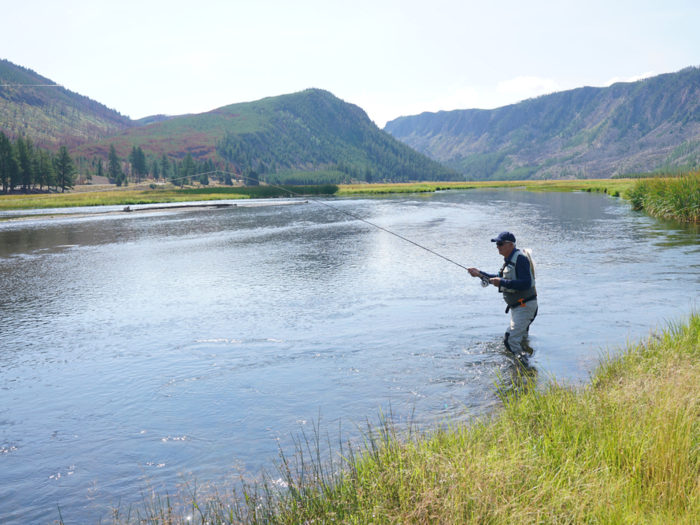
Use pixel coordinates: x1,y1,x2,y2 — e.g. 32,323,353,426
467,232,538,363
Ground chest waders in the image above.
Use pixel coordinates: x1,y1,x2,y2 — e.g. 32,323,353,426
498,249,538,358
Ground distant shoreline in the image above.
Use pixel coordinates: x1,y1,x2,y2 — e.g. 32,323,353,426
0,199,308,223
0,179,634,215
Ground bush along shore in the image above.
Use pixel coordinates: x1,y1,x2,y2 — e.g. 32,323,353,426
91,313,700,524
626,171,700,222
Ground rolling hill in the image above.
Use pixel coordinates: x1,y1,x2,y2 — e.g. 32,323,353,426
0,59,134,150
75,89,461,183
384,66,700,180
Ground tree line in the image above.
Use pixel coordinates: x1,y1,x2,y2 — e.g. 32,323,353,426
0,132,77,193
0,131,243,195
102,144,237,187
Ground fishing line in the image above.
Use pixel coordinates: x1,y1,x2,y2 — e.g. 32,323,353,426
216,170,473,273
3,169,472,273
0,84,64,87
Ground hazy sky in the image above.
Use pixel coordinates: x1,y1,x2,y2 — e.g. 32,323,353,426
3,0,699,127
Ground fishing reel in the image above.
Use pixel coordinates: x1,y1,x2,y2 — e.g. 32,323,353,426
480,275,491,288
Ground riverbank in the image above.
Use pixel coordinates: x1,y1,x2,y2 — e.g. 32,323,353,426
104,312,700,524
0,179,633,212
0,184,337,211
337,178,634,196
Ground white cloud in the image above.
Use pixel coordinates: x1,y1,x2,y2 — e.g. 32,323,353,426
603,70,656,87
497,76,561,96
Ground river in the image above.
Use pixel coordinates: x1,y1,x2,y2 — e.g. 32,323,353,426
1,189,699,523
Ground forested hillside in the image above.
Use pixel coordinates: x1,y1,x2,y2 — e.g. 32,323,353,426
385,66,700,180
77,89,460,184
0,59,133,150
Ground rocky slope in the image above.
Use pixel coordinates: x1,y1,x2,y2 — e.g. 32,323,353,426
384,66,700,179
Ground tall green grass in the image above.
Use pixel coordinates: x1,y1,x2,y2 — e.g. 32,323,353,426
91,313,700,524
626,171,700,222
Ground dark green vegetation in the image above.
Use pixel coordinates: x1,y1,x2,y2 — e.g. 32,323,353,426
385,66,700,181
627,171,700,222
98,313,700,524
0,132,76,193
74,89,460,185
0,59,132,149
178,184,339,198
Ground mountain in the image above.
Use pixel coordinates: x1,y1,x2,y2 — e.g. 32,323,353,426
384,66,700,180
76,89,461,183
0,58,133,150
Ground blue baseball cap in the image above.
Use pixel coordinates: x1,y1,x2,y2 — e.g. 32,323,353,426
491,231,516,243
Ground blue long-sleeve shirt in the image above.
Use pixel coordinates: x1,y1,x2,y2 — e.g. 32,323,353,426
480,250,532,291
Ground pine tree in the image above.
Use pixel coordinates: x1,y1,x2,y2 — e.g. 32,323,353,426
44,151,56,189
16,136,35,192
160,154,170,181
151,159,160,181
180,153,196,187
108,144,122,184
35,149,55,190
246,169,260,186
0,132,19,194
128,145,147,183
53,146,76,193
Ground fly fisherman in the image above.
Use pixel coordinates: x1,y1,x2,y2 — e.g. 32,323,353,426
467,232,538,363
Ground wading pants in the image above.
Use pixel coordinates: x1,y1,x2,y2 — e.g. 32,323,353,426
504,300,538,357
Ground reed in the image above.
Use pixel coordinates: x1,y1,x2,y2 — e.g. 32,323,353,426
89,312,700,524
626,171,700,222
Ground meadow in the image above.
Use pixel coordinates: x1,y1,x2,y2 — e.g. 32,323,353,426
337,178,634,196
0,184,338,212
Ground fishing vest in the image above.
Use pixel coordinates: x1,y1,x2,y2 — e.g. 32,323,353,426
498,249,537,307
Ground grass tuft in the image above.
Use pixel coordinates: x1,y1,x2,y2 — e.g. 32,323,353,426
626,171,700,222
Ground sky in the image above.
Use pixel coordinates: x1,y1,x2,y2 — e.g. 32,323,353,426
2,0,700,127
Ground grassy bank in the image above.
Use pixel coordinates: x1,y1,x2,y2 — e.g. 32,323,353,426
0,178,639,212
337,178,634,196
99,313,700,524
0,185,338,211
627,171,700,222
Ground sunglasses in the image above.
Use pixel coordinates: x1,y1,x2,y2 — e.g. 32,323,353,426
496,241,510,247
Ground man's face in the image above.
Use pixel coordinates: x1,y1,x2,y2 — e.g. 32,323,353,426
497,241,514,258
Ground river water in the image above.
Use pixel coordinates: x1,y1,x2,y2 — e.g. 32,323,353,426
1,189,699,523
